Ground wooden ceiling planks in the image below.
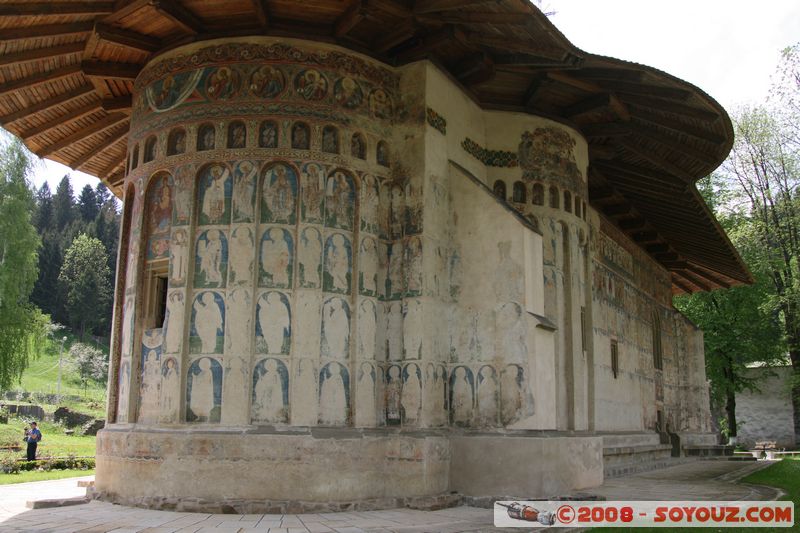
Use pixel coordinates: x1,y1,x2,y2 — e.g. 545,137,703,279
0,0,750,292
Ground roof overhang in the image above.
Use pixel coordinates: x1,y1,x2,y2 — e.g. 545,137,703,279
0,0,752,292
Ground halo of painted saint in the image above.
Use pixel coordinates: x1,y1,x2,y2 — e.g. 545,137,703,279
261,163,298,224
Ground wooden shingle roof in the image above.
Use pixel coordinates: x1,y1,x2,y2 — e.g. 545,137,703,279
0,0,751,292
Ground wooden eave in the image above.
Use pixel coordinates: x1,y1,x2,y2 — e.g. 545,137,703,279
0,0,751,292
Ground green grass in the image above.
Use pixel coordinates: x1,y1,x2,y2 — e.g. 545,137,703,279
0,469,94,485
590,459,799,532
0,420,96,457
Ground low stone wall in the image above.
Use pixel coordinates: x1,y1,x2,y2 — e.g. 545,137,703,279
96,427,451,510
1,403,45,421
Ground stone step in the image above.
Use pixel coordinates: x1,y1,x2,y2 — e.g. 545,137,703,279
604,457,694,479
601,433,662,448
26,496,89,509
684,445,734,457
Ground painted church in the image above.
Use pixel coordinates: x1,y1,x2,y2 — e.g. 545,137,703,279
0,1,751,511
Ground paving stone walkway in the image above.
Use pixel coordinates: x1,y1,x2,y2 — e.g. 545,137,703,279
0,460,781,532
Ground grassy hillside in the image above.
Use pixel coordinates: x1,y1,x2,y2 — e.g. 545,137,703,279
4,330,108,418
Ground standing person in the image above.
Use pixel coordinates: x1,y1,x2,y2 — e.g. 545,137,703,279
24,421,42,461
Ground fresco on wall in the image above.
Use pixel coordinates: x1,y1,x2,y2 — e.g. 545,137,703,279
389,184,404,239
518,127,582,189
252,357,289,423
359,237,378,296
167,128,186,155
225,288,252,353
233,160,257,222
291,122,310,149
145,70,203,112
205,66,241,100
298,226,322,289
194,229,228,287
318,361,349,425
425,363,448,427
351,133,366,160
159,356,179,422
229,227,254,285
401,363,421,425
322,125,339,154
496,302,526,364
169,229,188,286
405,236,422,296
386,301,403,361
323,233,352,294
294,358,317,425
404,179,422,235
356,362,377,426
138,328,163,423
249,65,285,98
144,174,172,260
300,162,325,223
360,174,379,234
228,121,247,148
295,69,328,101
334,76,363,109
321,297,350,359
116,359,130,422
369,89,392,120
259,120,279,148
324,170,355,230
358,299,377,360
256,291,291,355
500,364,526,425
259,227,293,288
190,291,225,354
476,365,498,427
186,357,223,422
387,243,404,299
164,291,184,354
261,163,298,224
172,164,193,226
385,364,402,426
450,366,475,426
403,299,422,360
198,164,232,225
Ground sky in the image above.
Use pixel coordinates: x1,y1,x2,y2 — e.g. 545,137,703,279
27,0,800,195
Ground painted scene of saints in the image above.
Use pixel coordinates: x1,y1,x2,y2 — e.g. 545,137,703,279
360,174,379,233
259,227,293,288
320,297,350,360
261,163,298,224
450,365,475,426
255,291,291,355
334,76,363,109
232,160,257,222
369,88,393,120
205,66,240,100
144,173,172,261
194,229,228,288
251,358,289,424
298,226,322,289
198,164,232,225
295,69,328,101
186,357,223,423
324,169,355,230
190,291,225,354
300,162,325,223
323,233,352,294
249,65,285,98
318,362,349,425
160,357,179,420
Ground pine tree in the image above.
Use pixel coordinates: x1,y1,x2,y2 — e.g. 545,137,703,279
58,234,112,340
33,182,53,233
77,184,99,222
53,175,75,231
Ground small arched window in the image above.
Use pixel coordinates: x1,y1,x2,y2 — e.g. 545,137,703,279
376,140,389,167
493,180,506,200
564,191,572,213
228,121,247,148
351,133,366,159
574,196,582,218
322,125,339,154
259,120,278,148
291,122,310,149
197,123,215,151
143,136,157,163
167,128,186,156
532,183,544,206
549,186,559,208
512,181,526,203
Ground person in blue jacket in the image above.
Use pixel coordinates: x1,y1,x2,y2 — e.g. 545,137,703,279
24,421,42,461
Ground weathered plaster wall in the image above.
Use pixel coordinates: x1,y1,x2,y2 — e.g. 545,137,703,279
737,366,795,449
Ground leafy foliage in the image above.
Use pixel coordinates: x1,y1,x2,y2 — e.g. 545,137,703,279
58,235,112,340
0,134,49,389
67,342,108,385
